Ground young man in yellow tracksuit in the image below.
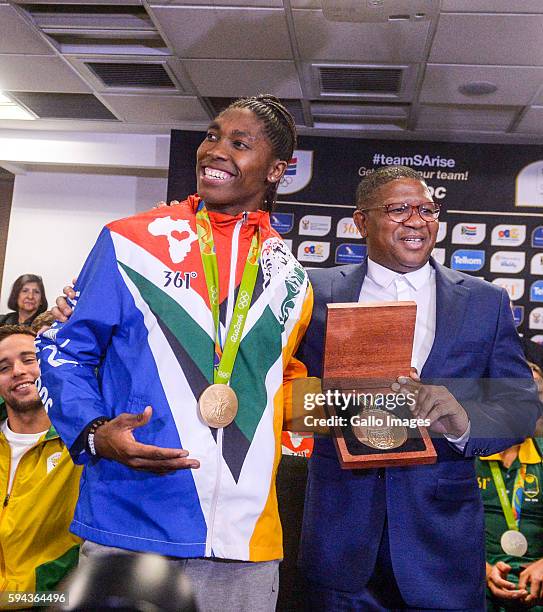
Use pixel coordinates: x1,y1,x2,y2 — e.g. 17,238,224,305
0,325,81,607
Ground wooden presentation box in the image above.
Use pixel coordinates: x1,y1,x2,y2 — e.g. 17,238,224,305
322,301,436,469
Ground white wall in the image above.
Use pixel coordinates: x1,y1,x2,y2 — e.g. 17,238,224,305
1,169,167,312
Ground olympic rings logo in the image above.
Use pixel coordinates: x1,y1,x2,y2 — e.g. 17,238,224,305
238,290,251,309
280,176,294,186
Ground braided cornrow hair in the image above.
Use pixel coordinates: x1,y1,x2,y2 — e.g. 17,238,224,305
224,94,297,212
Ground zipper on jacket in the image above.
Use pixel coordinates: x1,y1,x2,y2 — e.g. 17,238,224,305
0,436,47,578
205,428,223,556
0,439,12,581
205,215,245,556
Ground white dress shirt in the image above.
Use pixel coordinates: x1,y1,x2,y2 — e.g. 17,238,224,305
359,258,469,449
359,258,436,374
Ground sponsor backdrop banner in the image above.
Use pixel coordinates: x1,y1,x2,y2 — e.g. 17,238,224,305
168,132,543,349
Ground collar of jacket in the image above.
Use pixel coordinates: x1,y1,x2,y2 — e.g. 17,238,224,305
187,194,271,231
0,402,59,441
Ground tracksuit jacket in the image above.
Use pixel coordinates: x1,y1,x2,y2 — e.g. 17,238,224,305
0,418,81,600
37,195,313,561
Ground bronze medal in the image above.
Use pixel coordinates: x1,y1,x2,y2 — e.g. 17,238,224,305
198,384,238,428
352,409,408,450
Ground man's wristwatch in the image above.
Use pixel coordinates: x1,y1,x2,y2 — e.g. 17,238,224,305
87,418,109,456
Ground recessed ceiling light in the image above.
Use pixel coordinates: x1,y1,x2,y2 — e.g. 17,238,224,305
0,90,36,120
458,81,498,96
0,104,36,120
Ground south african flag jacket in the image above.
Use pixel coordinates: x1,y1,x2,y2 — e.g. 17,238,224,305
37,196,312,562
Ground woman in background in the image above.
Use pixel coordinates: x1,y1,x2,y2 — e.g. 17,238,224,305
0,274,48,326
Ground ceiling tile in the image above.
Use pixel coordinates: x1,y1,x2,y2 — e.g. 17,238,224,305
0,55,91,92
531,87,543,105
99,94,209,123
183,60,302,98
441,0,543,12
515,106,543,134
293,9,430,62
416,104,517,132
430,14,543,65
0,5,54,54
15,0,144,4
420,64,543,105
9,92,117,120
149,6,291,60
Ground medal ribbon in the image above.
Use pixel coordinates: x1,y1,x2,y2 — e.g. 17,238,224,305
195,204,261,385
489,460,527,530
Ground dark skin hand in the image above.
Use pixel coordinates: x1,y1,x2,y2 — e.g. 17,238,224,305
393,369,469,438
51,278,77,322
94,406,200,474
52,282,200,474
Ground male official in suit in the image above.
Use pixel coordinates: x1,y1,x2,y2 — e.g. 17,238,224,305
298,165,540,611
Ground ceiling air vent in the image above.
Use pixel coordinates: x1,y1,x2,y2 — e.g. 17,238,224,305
15,4,168,55
16,4,152,29
205,98,306,126
43,31,167,55
310,101,408,130
316,65,403,96
85,62,175,88
8,92,117,120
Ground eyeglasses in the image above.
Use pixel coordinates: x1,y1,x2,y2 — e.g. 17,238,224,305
359,202,441,223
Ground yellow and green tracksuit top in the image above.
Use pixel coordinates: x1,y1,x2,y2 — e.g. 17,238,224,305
0,419,82,600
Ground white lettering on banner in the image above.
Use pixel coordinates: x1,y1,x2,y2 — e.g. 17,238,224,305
426,186,447,199
369,154,456,168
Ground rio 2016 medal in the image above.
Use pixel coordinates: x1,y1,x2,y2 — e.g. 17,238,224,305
500,530,528,557
352,409,408,450
198,384,238,428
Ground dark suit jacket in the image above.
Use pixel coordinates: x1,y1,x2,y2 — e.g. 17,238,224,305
298,258,540,609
